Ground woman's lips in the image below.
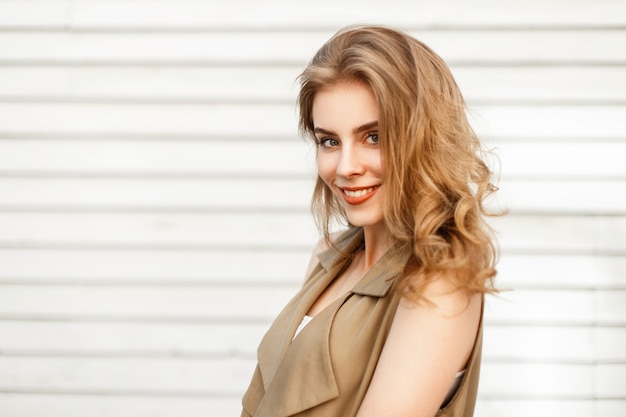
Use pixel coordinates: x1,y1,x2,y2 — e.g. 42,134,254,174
338,185,380,205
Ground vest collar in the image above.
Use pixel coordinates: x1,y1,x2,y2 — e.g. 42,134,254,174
317,227,408,298
254,228,408,416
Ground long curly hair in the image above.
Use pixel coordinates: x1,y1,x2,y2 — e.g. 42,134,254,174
297,25,499,300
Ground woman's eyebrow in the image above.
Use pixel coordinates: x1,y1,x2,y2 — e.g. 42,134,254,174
313,121,378,136
313,127,335,136
353,121,378,134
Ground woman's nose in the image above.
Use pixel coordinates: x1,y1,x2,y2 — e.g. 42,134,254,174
336,145,365,178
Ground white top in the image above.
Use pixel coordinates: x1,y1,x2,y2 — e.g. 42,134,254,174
293,314,314,339
293,314,465,406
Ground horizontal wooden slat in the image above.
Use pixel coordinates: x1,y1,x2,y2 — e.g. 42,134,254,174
0,248,312,284
0,32,321,65
597,219,626,256
0,247,623,289
12,107,626,144
0,139,314,176
0,2,70,28
1,138,625,179
0,103,300,138
485,326,626,362
596,364,626,397
0,357,610,399
0,31,624,65
0,104,624,141
0,250,623,290
484,289,625,326
0,66,624,104
483,326,594,362
495,180,626,215
454,67,626,104
0,213,623,253
1,396,618,417
0,212,319,248
493,215,626,254
0,394,240,417
0,178,624,215
475,400,596,417
0,358,610,400
597,327,626,362
596,291,626,326
1,0,624,29
488,289,625,325
2,320,623,363
0,285,297,321
489,364,626,400
595,400,626,416
0,284,621,325
0,178,315,210
480,363,592,398
0,356,257,394
470,106,626,142
497,254,626,289
0,0,624,29
0,321,266,357
0,66,299,102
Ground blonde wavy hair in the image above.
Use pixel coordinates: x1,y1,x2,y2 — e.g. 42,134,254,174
297,25,499,300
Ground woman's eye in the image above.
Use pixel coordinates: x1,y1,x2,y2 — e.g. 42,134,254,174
366,133,379,145
317,138,340,148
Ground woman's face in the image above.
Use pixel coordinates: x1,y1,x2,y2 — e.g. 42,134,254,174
312,80,385,229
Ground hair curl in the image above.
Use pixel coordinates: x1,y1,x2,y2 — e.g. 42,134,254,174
297,25,499,301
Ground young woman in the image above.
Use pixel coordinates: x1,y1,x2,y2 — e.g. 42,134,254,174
241,25,498,417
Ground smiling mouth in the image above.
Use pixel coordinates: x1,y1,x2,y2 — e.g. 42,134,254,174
342,186,378,198
338,185,380,204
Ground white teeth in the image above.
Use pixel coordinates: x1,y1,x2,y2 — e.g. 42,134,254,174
343,187,375,197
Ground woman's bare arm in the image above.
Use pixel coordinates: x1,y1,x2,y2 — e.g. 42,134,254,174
356,278,482,417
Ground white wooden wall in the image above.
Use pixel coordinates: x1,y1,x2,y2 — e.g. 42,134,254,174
0,1,624,416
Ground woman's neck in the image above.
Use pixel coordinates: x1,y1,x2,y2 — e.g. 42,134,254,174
361,224,396,270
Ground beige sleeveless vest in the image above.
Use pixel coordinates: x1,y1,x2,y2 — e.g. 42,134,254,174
242,228,483,417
